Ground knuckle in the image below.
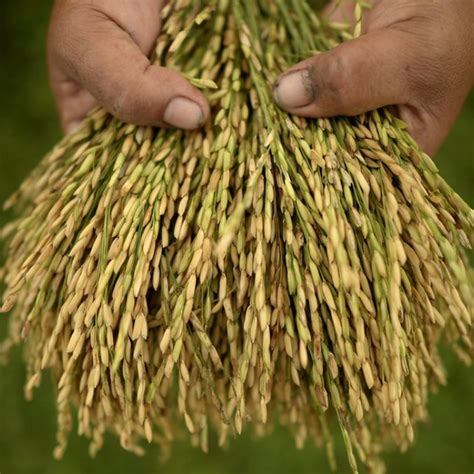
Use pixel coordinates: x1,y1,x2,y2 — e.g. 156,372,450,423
111,85,136,123
319,50,353,108
110,63,150,123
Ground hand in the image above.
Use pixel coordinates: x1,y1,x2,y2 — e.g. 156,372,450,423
48,0,210,133
273,0,474,156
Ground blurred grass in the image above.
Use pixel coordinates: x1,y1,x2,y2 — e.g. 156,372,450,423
0,1,472,473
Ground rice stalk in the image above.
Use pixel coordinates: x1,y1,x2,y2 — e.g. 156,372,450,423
0,0,472,472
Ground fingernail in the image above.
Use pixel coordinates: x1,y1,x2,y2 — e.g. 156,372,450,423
273,69,316,110
164,97,204,129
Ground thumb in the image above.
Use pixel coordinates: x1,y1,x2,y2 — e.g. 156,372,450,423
273,28,411,118
50,7,209,130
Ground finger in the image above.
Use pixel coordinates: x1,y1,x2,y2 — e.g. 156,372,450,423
273,28,412,118
396,103,461,157
50,7,210,130
51,77,98,133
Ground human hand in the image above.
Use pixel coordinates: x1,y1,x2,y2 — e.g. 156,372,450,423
48,0,210,133
273,0,474,156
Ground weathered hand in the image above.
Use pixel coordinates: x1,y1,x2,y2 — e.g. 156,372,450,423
273,0,474,156
48,0,210,133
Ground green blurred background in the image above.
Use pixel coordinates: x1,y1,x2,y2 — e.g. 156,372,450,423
0,2,473,473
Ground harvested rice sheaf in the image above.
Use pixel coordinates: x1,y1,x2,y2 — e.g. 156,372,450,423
0,0,472,472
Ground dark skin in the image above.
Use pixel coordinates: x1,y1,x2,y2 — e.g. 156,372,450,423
49,0,474,156
274,0,474,156
48,0,210,131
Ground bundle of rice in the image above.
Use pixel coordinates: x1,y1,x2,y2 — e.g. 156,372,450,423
0,0,472,472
